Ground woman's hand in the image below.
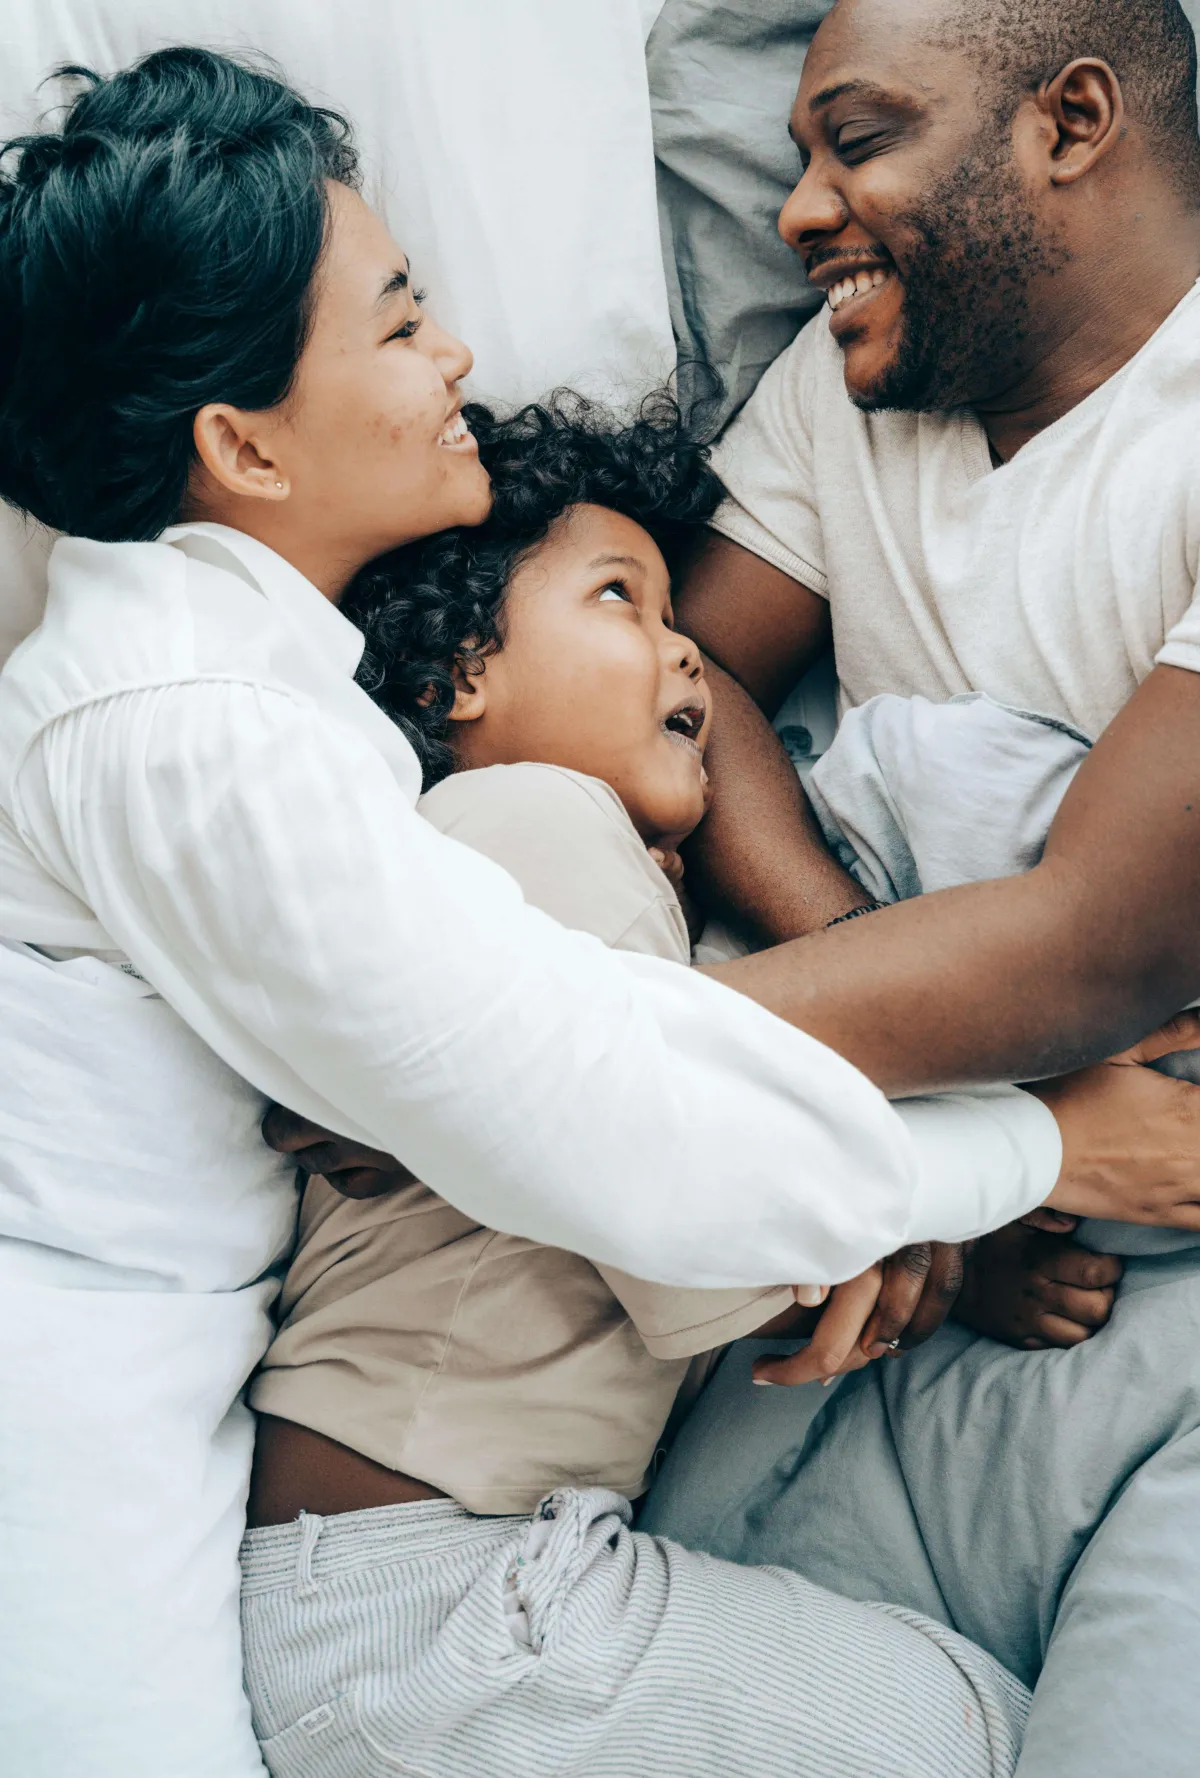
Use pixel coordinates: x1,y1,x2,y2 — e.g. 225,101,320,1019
262,1105,415,1198
1037,1013,1200,1228
750,1243,968,1386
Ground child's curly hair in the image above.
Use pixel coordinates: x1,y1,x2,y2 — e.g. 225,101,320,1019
344,390,724,788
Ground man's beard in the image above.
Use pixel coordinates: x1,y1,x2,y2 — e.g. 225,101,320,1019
854,145,1069,415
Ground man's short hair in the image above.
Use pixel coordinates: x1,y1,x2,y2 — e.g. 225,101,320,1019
936,0,1200,195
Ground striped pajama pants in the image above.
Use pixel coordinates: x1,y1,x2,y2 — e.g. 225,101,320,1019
240,1488,1029,1778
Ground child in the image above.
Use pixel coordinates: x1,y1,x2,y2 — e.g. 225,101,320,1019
239,398,1032,1778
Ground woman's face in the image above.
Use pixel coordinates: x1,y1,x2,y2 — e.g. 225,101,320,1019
193,182,492,590
450,504,712,847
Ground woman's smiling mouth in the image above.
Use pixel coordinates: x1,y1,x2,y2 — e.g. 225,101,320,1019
438,410,477,452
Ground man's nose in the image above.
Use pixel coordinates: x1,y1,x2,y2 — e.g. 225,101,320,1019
778,164,849,255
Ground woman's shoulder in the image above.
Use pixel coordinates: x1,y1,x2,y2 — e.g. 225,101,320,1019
419,763,689,959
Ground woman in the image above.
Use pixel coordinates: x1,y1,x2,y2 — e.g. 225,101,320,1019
0,47,1190,1778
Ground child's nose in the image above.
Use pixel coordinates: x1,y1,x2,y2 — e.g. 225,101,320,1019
677,634,704,680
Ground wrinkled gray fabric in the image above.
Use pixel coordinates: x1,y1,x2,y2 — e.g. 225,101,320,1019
807,692,1091,903
641,1251,1200,1778
647,0,834,433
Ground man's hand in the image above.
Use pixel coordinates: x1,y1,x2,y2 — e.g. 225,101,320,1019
954,1218,1123,1349
1038,1013,1200,1228
262,1105,416,1199
751,1242,968,1386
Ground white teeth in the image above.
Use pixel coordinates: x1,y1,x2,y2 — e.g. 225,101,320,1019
438,412,470,446
826,268,890,312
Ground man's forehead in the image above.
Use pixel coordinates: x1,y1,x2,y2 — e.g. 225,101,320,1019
794,0,965,121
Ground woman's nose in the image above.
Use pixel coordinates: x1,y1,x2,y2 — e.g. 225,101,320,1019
778,162,848,255
423,317,474,387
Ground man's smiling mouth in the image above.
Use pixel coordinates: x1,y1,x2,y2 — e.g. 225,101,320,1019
826,267,891,313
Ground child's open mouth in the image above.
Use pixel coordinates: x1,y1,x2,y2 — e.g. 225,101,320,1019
661,700,706,758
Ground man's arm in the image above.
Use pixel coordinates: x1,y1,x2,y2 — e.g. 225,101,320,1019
679,534,869,935
711,663,1200,1093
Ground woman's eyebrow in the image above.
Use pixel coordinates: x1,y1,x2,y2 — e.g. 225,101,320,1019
374,264,411,312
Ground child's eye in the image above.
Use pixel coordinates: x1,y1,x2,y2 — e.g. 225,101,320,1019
599,582,633,604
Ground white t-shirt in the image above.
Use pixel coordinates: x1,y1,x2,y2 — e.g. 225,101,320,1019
711,279,1200,739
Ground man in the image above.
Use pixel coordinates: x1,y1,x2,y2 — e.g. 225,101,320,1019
640,4,1200,1775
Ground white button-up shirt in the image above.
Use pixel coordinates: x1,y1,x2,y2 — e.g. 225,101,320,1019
0,522,1056,1289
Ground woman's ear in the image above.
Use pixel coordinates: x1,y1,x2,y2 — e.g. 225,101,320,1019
445,654,489,724
192,404,291,503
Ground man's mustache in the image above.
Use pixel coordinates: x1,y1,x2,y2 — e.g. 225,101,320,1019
803,242,896,278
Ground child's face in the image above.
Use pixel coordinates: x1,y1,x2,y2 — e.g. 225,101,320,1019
449,503,712,845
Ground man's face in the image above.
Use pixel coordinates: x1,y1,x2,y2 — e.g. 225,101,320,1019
780,0,1066,413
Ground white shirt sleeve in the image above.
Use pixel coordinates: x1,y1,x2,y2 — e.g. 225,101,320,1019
707,316,830,594
15,680,1056,1287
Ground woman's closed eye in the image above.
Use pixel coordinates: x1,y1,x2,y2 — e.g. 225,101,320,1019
386,286,428,343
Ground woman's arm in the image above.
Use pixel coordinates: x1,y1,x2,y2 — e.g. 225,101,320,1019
22,679,1033,1290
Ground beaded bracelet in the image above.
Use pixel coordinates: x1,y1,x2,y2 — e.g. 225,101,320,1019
825,901,884,930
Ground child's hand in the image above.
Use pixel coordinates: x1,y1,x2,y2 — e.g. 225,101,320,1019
647,846,686,894
262,1104,417,1198
952,1219,1123,1349
648,845,706,946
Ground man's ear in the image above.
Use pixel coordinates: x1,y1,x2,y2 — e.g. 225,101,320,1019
1041,58,1125,187
445,654,489,724
192,404,291,503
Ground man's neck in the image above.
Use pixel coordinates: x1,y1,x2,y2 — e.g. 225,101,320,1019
972,218,1200,463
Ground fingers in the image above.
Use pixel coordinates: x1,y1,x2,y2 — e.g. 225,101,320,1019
1115,1009,1200,1066
754,1266,883,1386
860,1243,932,1357
1030,1314,1095,1349
793,1284,831,1308
1020,1207,1079,1235
326,1164,415,1199
262,1104,333,1155
648,847,685,888
1038,1279,1116,1329
1042,1246,1123,1290
260,1105,410,1190
902,1241,968,1349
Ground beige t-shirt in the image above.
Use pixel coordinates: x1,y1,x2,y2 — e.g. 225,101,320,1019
250,763,792,1514
710,280,1200,739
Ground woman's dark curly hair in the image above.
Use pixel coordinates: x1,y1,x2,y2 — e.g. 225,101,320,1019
345,392,724,788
